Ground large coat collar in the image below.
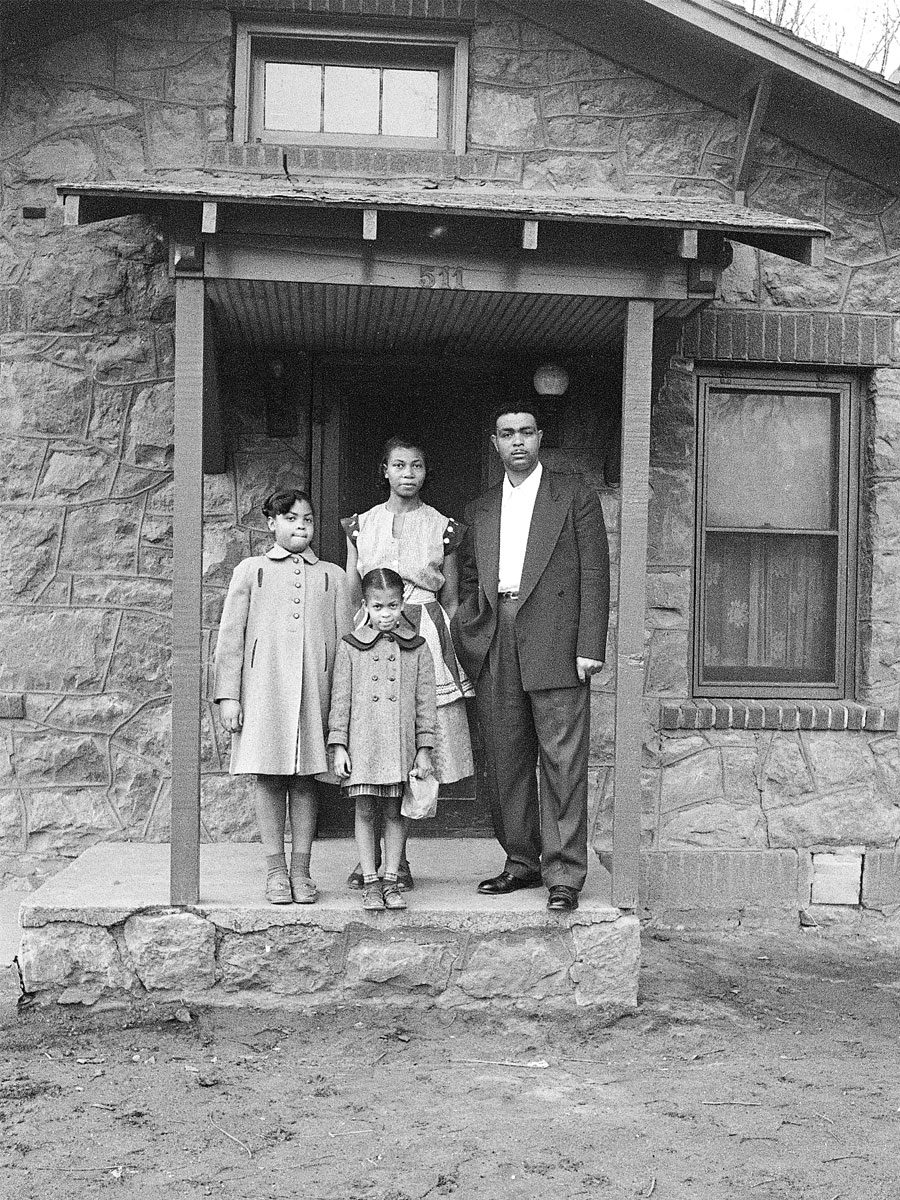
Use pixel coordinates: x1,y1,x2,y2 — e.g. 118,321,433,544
473,466,566,609
266,545,319,564
343,623,425,652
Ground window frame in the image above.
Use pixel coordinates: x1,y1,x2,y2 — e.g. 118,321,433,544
234,21,469,153
693,370,860,701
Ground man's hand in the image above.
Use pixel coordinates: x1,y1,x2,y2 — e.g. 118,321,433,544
219,700,243,732
410,748,433,779
576,657,604,684
331,746,352,779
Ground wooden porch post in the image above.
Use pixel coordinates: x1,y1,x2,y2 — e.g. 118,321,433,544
612,299,655,909
170,276,205,905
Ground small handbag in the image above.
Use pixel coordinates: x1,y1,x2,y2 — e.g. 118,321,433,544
401,771,439,820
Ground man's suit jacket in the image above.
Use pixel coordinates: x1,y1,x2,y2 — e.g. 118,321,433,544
451,468,610,691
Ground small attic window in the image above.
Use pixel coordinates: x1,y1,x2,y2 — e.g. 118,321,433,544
235,23,469,154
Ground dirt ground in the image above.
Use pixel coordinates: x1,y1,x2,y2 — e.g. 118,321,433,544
1,925,899,1200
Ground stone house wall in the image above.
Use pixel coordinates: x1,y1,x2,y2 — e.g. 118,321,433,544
1,0,898,899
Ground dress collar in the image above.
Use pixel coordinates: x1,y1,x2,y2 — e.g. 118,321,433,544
343,620,424,652
266,544,319,564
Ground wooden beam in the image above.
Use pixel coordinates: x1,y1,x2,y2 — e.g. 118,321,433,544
362,208,378,241
204,237,691,300
170,276,205,906
201,201,218,234
734,73,772,197
612,299,655,911
522,219,539,251
803,236,827,268
63,193,80,227
677,228,698,260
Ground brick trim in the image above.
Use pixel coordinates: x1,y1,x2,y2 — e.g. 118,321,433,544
225,0,477,19
660,700,898,732
206,142,512,181
680,309,896,367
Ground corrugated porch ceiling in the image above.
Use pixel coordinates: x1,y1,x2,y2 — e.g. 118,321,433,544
206,279,702,354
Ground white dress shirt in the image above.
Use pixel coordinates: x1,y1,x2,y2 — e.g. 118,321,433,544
498,461,543,594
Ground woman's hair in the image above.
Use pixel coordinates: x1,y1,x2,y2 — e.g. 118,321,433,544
262,488,315,519
378,435,428,493
361,567,404,599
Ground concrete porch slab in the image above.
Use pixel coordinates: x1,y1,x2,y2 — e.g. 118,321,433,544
18,841,639,1013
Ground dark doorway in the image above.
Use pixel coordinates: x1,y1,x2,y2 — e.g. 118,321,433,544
314,353,501,837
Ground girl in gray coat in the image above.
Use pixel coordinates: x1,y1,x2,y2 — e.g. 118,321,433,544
215,489,352,905
329,568,436,911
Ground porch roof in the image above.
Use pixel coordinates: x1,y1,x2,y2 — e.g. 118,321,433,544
58,176,828,264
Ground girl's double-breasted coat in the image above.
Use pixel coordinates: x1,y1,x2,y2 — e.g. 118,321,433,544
214,545,353,775
327,624,436,788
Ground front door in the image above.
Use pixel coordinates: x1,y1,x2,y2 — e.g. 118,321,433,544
314,353,500,837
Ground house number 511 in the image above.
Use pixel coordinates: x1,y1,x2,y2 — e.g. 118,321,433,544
420,266,464,289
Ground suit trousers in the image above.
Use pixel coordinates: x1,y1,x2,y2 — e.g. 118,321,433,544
476,596,589,890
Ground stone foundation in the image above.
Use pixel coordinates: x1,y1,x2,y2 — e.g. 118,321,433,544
18,841,639,1013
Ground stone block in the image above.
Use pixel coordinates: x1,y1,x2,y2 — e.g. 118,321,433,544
109,751,163,832
641,850,800,912
767,788,900,849
646,570,691,630
0,348,91,436
13,732,108,785
164,39,232,104
588,692,615,763
122,382,175,468
645,629,689,696
521,150,618,191
810,852,862,905
660,800,767,849
861,849,900,908
0,438,51,502
760,258,846,310
105,612,171,695
201,773,257,841
648,465,693,567
20,922,132,994
218,926,339,993
468,86,540,149
570,917,640,1008
345,938,454,993
0,788,25,846
26,788,119,853
0,609,118,693
96,123,147,175
36,446,116,501
762,734,814,799
623,114,712,175
0,694,25,719
457,934,573,999
124,911,215,990
805,733,876,790
57,498,143,573
471,47,547,85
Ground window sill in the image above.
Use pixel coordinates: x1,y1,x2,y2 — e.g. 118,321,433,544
660,701,898,733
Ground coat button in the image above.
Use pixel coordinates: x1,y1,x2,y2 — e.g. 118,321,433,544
372,695,379,702
387,653,396,661
295,581,302,588
292,556,300,563
373,654,380,661
293,613,301,620
389,695,397,702
388,674,396,682
294,568,301,574
294,597,302,604
372,675,379,681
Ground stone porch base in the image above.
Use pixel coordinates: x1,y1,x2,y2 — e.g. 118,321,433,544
18,841,639,1012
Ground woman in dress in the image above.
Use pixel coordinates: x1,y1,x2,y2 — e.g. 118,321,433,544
341,435,475,888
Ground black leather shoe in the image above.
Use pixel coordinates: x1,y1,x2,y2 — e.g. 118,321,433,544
547,885,579,911
477,870,542,895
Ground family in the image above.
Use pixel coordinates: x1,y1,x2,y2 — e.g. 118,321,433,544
214,405,610,913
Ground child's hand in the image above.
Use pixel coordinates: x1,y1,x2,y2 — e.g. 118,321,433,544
331,746,352,778
410,749,433,779
219,700,243,733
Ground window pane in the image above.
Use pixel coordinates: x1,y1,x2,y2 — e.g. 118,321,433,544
323,65,380,134
382,69,439,137
264,62,321,131
706,389,836,529
702,532,837,683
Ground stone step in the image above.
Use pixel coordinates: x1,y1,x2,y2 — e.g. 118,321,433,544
19,841,638,1013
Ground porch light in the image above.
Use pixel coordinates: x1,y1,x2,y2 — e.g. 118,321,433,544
533,362,569,396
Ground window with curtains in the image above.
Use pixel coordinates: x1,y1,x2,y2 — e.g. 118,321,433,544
694,373,858,698
234,23,469,153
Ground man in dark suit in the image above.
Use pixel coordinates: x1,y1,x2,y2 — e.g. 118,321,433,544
452,406,610,911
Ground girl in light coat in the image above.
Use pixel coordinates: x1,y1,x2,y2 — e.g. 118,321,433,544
328,568,436,911
215,489,352,904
